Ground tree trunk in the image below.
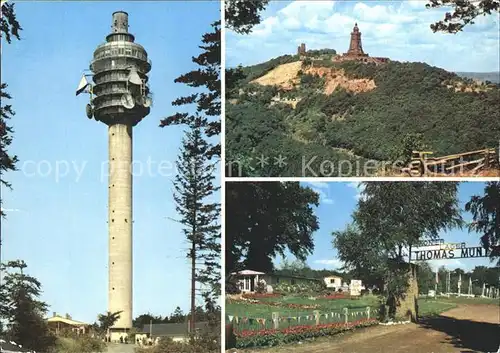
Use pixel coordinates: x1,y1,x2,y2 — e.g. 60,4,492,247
190,243,196,333
395,263,419,322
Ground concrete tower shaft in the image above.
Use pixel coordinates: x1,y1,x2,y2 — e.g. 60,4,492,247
108,124,133,331
86,11,152,339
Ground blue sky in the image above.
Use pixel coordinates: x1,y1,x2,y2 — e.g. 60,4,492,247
276,182,494,272
1,1,220,324
226,0,500,72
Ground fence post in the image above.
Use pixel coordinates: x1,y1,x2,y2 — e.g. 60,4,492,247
366,306,370,320
485,149,490,168
272,312,279,329
313,310,320,326
343,308,348,324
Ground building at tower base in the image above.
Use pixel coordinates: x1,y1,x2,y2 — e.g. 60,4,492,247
333,23,389,65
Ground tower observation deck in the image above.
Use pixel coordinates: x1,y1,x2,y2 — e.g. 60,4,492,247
84,11,152,340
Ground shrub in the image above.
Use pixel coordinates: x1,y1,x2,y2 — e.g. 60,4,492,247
135,333,219,353
50,336,105,353
255,281,267,294
226,277,241,295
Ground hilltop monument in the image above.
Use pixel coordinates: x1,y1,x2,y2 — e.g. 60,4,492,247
334,23,388,64
346,23,368,57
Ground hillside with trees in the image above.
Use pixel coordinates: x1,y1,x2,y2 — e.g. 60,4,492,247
226,52,500,177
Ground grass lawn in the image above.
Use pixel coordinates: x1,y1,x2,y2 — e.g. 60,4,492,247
226,295,380,319
227,294,499,321
418,295,499,316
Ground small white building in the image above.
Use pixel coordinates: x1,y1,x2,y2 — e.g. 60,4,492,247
323,275,343,290
232,270,267,293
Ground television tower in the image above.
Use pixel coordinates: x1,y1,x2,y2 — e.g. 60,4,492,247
77,11,152,339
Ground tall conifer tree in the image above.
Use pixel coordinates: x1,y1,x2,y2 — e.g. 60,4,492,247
172,116,220,333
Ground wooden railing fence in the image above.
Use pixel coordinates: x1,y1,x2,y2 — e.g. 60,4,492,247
403,148,498,176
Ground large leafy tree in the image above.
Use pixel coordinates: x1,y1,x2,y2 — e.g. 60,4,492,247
426,0,499,33
465,181,500,263
333,182,462,319
160,21,220,159
172,116,220,332
415,261,435,294
226,182,319,273
132,313,163,329
0,261,55,351
225,0,270,34
96,310,122,338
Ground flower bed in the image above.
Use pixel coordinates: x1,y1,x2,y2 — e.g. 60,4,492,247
235,318,379,348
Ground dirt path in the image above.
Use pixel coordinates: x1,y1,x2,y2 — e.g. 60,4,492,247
235,304,500,353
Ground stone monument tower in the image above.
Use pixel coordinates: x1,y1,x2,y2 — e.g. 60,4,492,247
347,23,368,57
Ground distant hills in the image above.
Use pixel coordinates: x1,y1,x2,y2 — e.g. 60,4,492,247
456,72,500,84
226,51,500,177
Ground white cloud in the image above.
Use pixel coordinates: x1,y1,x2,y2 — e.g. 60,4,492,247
314,258,344,269
311,187,334,205
307,181,329,189
279,0,336,21
305,182,334,204
347,182,366,201
227,0,500,72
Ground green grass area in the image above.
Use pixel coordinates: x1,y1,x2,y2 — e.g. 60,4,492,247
418,295,499,317
228,294,499,321
226,295,380,319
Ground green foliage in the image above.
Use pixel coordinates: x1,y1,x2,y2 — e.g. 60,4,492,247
465,182,500,263
333,182,462,319
274,281,325,295
390,133,427,165
226,57,500,176
226,295,381,320
1,1,22,218
225,182,319,273
96,311,122,334
173,116,220,328
160,21,220,159
304,48,337,58
133,313,164,328
0,2,22,43
0,261,56,352
275,259,347,282
135,334,219,353
50,336,105,353
426,0,499,33
416,261,435,294
255,281,267,294
225,0,270,34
